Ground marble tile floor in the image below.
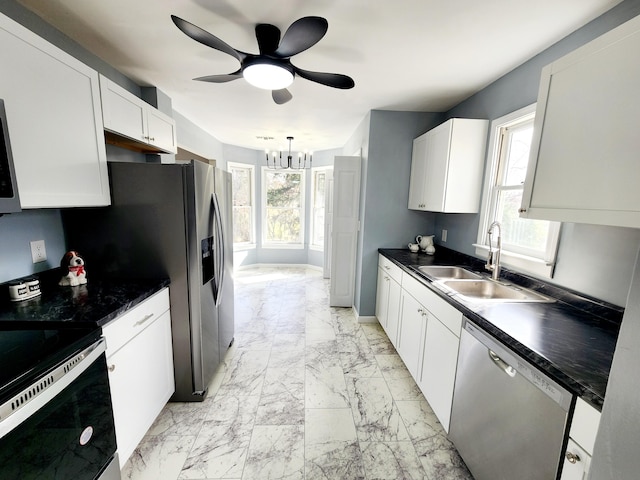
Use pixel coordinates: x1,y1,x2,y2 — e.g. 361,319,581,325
122,266,473,480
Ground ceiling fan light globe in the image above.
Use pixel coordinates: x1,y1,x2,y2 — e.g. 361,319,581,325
243,63,293,90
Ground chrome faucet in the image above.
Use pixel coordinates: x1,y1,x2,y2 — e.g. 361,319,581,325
486,221,502,280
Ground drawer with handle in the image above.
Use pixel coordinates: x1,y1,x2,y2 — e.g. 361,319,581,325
102,287,170,356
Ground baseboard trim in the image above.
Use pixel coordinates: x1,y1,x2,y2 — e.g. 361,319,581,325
352,305,378,324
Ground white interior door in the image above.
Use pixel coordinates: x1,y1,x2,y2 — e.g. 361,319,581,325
323,170,334,279
329,156,361,307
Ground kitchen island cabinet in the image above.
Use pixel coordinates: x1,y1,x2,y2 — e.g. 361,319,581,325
522,13,640,228
408,118,487,213
0,12,110,208
102,287,174,468
100,75,177,154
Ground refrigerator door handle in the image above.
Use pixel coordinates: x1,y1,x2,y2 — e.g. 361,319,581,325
212,192,225,307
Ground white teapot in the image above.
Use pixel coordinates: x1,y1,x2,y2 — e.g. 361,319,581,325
416,235,436,255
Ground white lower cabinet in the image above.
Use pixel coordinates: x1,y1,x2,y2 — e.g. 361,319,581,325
375,255,403,347
395,269,463,433
398,291,426,380
560,398,601,480
102,288,174,468
418,313,460,432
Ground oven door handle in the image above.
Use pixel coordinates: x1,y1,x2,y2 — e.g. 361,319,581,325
0,338,107,439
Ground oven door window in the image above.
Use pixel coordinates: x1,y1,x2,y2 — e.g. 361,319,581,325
0,353,117,479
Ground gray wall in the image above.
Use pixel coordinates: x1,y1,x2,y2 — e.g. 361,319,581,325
347,110,443,316
432,0,640,307
0,210,66,282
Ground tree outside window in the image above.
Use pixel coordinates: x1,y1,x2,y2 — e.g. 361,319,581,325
262,169,305,246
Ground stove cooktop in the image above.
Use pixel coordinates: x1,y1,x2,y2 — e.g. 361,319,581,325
0,326,101,404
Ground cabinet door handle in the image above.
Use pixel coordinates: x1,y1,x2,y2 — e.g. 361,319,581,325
149,137,155,142
518,208,527,213
384,265,390,270
108,364,116,372
134,313,155,327
565,451,580,464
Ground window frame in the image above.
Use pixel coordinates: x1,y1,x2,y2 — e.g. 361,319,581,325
261,167,306,249
228,162,256,250
310,166,332,252
475,104,561,278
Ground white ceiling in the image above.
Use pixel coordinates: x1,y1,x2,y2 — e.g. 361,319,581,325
18,0,622,152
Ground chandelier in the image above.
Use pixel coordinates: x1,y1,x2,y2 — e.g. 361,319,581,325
266,136,312,170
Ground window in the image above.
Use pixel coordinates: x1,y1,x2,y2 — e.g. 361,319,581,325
229,163,255,247
310,167,331,250
476,104,560,277
262,168,305,247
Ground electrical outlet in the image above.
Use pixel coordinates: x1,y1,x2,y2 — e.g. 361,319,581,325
30,240,47,263
442,229,448,242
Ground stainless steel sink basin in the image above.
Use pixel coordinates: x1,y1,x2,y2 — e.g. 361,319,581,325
416,266,482,280
440,279,554,303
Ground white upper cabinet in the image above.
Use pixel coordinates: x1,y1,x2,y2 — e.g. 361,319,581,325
100,75,177,154
0,13,110,208
521,14,640,228
408,118,488,213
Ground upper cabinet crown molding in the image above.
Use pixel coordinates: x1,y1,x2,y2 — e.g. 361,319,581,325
0,12,110,208
521,14,640,228
100,75,177,154
408,118,488,213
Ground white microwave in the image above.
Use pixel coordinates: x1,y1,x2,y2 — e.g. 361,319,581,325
0,99,21,214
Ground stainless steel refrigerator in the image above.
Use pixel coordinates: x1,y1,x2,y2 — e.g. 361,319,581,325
62,160,234,402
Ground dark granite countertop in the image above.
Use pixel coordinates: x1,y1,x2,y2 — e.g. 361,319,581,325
379,247,623,410
0,269,170,329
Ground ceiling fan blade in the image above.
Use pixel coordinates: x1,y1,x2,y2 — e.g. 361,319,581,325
171,15,245,63
294,67,355,89
194,70,243,83
256,23,281,55
272,89,293,105
275,16,328,57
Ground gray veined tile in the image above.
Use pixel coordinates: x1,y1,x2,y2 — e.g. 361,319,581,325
179,395,260,479
272,333,306,351
360,441,425,480
347,377,410,442
241,425,305,480
217,349,270,397
305,340,342,370
255,367,305,425
337,330,383,378
122,434,196,480
305,364,350,409
394,400,472,479
233,330,275,350
361,323,396,355
305,409,365,480
145,402,207,437
269,348,305,370
376,354,412,379
384,376,424,401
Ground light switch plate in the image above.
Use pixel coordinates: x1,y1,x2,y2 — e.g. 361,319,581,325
442,229,448,242
30,240,47,263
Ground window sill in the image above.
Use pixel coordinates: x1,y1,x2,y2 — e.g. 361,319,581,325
309,245,324,252
233,244,256,252
262,244,305,250
473,244,554,279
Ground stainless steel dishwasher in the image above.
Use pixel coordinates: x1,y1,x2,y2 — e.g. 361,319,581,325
449,319,573,480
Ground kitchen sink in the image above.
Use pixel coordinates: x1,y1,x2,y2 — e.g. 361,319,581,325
416,266,482,280
440,279,554,303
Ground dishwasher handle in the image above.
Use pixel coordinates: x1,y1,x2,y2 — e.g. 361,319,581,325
489,349,516,377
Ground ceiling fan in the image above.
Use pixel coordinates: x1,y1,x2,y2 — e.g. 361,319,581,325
171,15,355,105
